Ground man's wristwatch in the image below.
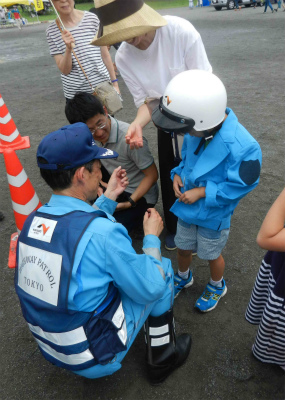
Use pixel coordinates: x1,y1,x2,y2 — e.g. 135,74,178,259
128,197,136,208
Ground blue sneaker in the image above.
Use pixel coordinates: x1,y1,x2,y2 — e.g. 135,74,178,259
195,280,227,312
165,234,177,251
174,271,194,298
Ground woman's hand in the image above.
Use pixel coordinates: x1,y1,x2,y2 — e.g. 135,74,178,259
61,29,75,51
125,121,144,149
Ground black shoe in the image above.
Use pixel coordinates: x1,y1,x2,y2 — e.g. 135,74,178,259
148,334,191,385
145,309,191,385
0,212,4,221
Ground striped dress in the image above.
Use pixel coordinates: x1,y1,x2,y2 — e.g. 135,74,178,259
245,251,285,370
46,12,110,99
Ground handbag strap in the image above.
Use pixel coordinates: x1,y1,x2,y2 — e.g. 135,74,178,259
55,18,96,92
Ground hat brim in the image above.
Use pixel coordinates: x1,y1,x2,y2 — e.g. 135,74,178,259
90,3,167,46
95,146,118,160
152,107,190,134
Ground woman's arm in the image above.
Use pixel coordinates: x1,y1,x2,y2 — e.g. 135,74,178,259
256,188,285,251
53,30,75,75
100,46,120,94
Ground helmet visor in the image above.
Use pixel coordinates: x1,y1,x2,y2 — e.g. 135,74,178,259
152,97,195,134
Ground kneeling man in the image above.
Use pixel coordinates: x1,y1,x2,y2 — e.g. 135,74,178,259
15,123,190,384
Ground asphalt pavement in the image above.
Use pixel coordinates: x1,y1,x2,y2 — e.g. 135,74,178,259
0,6,284,400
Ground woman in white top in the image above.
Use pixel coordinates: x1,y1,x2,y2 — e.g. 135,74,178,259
46,0,119,101
91,0,212,249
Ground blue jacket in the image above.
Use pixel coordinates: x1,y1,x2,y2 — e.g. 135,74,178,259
170,108,262,230
15,194,171,378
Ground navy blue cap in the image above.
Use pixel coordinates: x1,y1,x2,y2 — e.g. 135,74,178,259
37,123,118,170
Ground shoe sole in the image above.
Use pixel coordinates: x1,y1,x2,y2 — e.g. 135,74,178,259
174,276,194,299
165,245,177,251
195,285,227,313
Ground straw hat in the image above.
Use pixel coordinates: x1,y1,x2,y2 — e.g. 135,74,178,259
90,0,167,46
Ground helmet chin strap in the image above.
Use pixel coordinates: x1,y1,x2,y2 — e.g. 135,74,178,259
194,122,223,155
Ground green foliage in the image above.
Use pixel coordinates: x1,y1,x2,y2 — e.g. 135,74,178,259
21,1,190,23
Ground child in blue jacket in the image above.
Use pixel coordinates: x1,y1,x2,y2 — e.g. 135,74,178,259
152,70,262,312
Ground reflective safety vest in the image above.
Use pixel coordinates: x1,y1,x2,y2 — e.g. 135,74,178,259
15,210,127,371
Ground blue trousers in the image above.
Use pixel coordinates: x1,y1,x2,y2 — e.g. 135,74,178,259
74,257,174,379
264,0,273,10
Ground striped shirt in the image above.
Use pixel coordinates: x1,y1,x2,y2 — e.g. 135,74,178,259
46,12,110,99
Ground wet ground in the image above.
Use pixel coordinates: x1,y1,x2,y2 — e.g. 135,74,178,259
0,6,284,400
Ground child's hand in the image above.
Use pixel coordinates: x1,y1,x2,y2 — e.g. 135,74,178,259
179,187,205,204
173,174,183,198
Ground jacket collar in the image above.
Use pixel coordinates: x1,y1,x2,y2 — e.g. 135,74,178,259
190,108,237,180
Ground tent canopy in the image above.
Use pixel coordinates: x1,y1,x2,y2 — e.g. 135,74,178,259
0,0,48,7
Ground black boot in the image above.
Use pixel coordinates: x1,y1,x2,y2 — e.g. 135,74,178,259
145,309,191,385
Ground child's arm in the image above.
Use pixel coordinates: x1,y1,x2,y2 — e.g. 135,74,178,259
256,188,285,252
205,143,261,208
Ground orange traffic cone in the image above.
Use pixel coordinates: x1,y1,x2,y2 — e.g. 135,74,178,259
3,148,42,268
0,94,30,153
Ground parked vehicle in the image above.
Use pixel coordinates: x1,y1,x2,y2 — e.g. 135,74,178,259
212,0,263,10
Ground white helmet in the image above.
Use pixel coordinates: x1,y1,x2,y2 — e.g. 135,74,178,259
152,70,227,134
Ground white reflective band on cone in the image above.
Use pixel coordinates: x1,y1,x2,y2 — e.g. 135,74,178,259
0,128,19,142
0,113,12,124
12,192,40,215
35,338,94,365
0,97,4,106
151,335,170,347
149,324,169,336
28,323,88,346
7,169,28,187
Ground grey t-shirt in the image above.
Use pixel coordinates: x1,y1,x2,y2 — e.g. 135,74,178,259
96,117,159,205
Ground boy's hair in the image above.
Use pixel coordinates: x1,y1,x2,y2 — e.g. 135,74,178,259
65,92,105,124
38,157,94,191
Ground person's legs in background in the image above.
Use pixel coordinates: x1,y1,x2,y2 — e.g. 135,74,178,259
157,129,178,250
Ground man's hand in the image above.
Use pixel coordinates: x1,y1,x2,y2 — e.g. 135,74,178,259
179,187,206,204
61,30,75,51
143,208,164,237
173,174,184,198
125,122,143,150
104,166,129,201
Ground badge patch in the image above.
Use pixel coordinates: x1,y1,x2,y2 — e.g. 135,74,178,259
18,242,62,306
28,217,57,243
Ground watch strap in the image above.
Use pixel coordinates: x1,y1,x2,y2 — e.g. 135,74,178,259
128,197,136,208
